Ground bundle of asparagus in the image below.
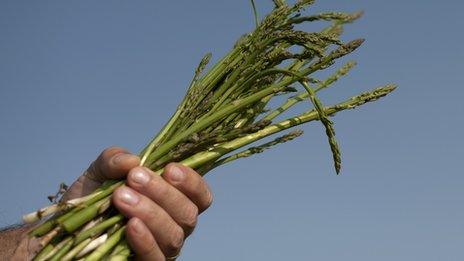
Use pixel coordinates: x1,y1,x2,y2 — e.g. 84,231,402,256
23,0,396,260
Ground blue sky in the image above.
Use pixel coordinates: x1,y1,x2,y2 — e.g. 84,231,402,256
0,1,463,260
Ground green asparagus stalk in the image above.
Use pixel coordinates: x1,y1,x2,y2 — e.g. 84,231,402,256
23,1,396,259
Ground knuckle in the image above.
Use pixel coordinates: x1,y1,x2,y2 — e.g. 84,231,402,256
101,147,122,161
182,204,198,230
198,183,213,212
148,177,169,197
96,148,117,173
204,189,213,208
102,147,127,164
101,147,115,157
87,147,128,183
139,244,160,259
144,207,159,221
86,161,104,182
165,226,184,256
193,179,204,194
188,167,201,178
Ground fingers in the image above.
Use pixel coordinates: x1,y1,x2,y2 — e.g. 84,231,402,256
62,147,140,201
119,165,213,259
113,186,185,257
126,218,165,261
87,147,140,182
163,163,213,213
126,167,199,235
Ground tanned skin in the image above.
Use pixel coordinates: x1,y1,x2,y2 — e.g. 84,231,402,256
0,147,213,260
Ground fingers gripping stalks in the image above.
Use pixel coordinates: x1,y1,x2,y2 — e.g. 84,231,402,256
23,0,396,260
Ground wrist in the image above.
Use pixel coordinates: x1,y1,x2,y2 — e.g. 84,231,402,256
1,224,41,260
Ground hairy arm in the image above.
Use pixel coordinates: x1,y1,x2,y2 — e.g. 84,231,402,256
0,224,40,260
0,225,23,258
0,147,212,260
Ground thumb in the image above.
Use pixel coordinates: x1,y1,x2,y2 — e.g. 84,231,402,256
62,147,140,201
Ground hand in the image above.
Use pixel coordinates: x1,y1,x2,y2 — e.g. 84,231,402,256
63,147,213,260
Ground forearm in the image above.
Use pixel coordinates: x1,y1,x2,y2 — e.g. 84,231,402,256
0,224,40,260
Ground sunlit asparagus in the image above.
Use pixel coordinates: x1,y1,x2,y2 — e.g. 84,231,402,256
24,1,396,259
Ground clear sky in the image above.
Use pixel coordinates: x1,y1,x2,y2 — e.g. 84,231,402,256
0,1,463,260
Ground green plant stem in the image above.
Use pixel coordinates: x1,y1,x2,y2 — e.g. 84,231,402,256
140,53,211,165
61,196,111,233
30,199,93,237
209,40,292,113
84,226,126,261
62,238,92,261
110,239,130,255
163,47,244,137
174,39,363,166
145,81,292,165
33,243,54,261
250,0,259,28
176,85,396,173
147,44,354,166
263,60,357,122
75,214,124,245
300,80,341,173
26,2,396,259
141,48,242,162
29,180,121,236
263,92,308,121
49,238,74,261
316,61,356,92
31,181,123,237
107,239,131,260
34,236,72,261
212,129,304,168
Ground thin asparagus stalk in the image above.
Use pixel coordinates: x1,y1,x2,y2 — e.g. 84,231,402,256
179,85,396,173
34,236,72,261
62,238,92,261
23,204,61,224
84,227,126,261
315,61,356,92
28,58,355,234
30,182,122,236
33,243,54,261
61,196,112,233
106,222,123,236
38,226,61,247
145,41,365,166
105,256,129,261
78,216,105,234
109,239,130,256
25,1,397,259
300,80,341,173
37,84,395,256
212,130,304,168
24,180,117,224
76,234,108,259
263,61,357,122
74,214,124,245
49,238,75,261
106,240,131,260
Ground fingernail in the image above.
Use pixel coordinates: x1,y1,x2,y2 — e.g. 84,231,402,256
169,165,185,182
118,187,139,205
112,153,132,165
131,168,151,185
131,218,145,235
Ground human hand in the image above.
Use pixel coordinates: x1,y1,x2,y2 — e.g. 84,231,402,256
63,147,213,260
